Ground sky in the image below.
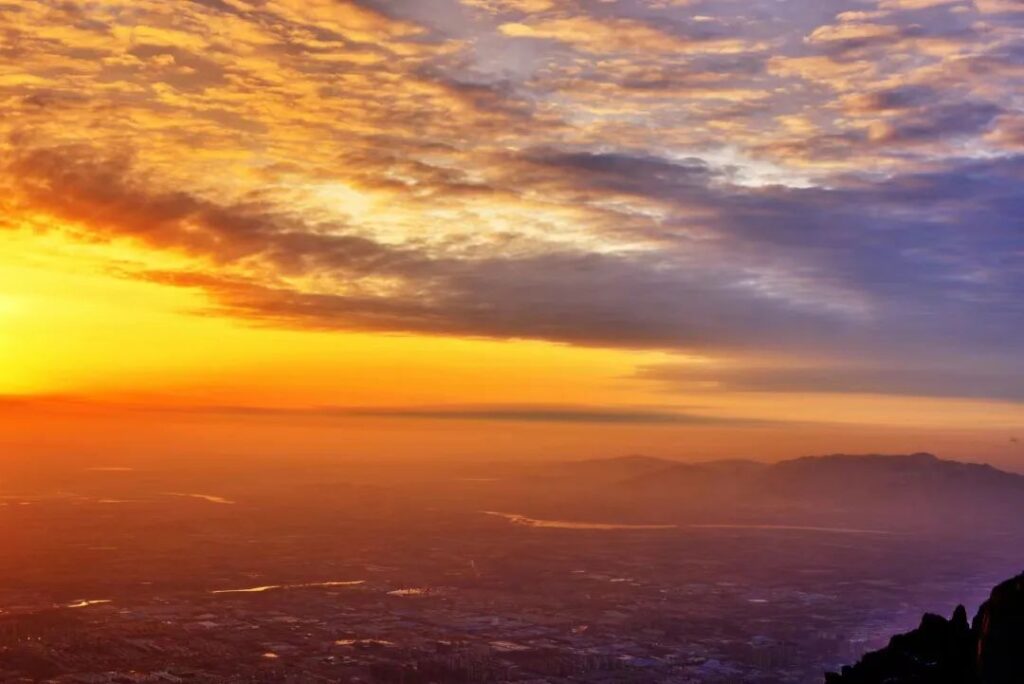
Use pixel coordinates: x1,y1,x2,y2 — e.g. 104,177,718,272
1,0,1023,465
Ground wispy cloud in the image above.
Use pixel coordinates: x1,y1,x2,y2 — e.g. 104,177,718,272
186,403,767,425
0,395,769,426
637,364,1024,403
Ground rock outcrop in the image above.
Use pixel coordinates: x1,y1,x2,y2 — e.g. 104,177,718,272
827,572,1024,683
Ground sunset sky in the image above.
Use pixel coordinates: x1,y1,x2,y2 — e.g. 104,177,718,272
1,0,1023,464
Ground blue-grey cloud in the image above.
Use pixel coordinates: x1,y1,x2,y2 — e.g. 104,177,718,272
637,365,1024,403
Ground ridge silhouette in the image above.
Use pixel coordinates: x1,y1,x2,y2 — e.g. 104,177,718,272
827,572,1024,683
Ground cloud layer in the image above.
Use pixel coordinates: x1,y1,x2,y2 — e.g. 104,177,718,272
2,0,1023,402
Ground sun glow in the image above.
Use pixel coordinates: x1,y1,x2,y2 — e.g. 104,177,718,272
0,218,674,410
305,181,378,218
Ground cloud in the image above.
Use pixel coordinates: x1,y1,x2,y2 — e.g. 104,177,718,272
7,143,1024,374
987,115,1024,149
841,84,941,113
177,403,767,425
974,0,1024,13
806,20,907,50
5,148,427,279
878,0,962,10
255,0,424,43
0,394,772,425
462,0,557,13
499,16,764,55
866,100,1002,143
637,364,1024,402
1,0,1023,405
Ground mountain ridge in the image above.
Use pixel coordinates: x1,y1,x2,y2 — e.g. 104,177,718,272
531,453,1024,534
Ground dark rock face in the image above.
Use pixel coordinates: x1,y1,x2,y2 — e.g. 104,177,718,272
824,608,974,683
826,572,1024,683
974,573,1024,684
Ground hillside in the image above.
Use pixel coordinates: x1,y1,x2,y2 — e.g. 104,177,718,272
546,453,1024,533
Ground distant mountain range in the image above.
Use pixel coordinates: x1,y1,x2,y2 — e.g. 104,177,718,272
827,571,1024,683
522,453,1024,534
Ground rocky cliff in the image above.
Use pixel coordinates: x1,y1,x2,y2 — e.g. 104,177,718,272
827,572,1024,683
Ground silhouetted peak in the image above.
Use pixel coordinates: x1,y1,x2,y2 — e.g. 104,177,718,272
952,604,969,631
908,451,939,461
974,573,1024,684
784,452,939,467
828,571,1024,683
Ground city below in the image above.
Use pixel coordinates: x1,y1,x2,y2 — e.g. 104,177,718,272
0,454,1021,683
